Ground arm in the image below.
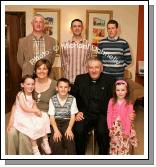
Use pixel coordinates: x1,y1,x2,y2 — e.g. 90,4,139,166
107,99,113,130
48,98,62,142
124,41,132,66
70,76,85,121
124,104,134,136
97,42,102,60
129,110,136,122
49,115,62,142
18,93,41,115
60,43,68,75
51,38,56,66
65,114,75,140
7,104,16,132
17,38,24,69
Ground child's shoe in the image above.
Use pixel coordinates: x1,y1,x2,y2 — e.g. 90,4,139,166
32,145,41,155
41,139,52,155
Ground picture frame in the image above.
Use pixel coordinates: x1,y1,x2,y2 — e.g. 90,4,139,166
33,8,60,48
86,10,113,46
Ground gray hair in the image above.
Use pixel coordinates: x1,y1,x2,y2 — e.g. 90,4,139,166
32,14,45,22
87,57,102,66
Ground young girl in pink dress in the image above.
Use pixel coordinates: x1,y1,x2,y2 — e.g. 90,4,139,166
107,80,138,155
13,75,51,155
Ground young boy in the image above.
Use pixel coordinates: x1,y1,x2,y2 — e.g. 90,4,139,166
48,78,78,154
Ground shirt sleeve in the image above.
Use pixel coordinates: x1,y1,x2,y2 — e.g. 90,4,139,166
60,43,67,72
17,38,24,69
48,99,55,116
123,42,132,66
70,97,79,115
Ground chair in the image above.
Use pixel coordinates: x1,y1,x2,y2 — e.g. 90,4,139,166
124,70,144,104
88,129,96,154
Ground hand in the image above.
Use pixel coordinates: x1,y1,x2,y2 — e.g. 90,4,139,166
65,128,74,140
123,133,129,139
53,130,62,142
75,112,84,121
129,111,136,122
109,129,113,137
34,109,42,117
7,123,13,133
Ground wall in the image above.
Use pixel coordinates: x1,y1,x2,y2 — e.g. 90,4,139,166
5,5,139,80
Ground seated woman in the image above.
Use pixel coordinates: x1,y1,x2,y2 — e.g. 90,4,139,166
7,59,57,155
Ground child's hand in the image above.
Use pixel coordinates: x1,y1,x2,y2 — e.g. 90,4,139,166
53,130,62,142
123,133,129,139
129,111,136,122
34,109,42,117
109,128,113,137
7,123,13,133
65,128,74,140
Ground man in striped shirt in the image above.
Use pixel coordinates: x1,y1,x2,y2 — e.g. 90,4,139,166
61,19,92,84
97,19,132,80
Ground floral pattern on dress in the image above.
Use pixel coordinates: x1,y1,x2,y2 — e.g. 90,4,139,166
109,117,138,155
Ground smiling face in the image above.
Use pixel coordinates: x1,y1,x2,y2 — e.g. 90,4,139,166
87,59,103,80
56,81,70,97
21,78,35,95
36,64,49,79
115,84,127,100
71,20,83,37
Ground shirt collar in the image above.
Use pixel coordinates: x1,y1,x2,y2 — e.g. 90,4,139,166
31,33,45,40
71,37,84,43
108,36,119,41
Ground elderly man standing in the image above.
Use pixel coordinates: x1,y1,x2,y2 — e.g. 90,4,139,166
17,14,56,78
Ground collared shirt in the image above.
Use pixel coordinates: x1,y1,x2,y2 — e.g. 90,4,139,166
32,34,45,57
61,39,92,83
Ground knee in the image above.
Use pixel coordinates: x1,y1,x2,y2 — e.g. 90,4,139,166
97,128,109,139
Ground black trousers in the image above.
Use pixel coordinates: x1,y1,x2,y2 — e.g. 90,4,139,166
50,119,76,155
74,114,110,155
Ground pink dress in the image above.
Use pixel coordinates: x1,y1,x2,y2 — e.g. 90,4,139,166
107,98,138,155
13,92,51,140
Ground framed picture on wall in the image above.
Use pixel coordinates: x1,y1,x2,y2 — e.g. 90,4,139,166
86,10,113,47
33,8,60,47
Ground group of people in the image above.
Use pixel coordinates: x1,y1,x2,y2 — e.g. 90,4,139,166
6,14,137,155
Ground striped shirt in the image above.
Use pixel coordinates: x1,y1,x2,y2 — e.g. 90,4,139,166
60,39,92,83
97,37,132,77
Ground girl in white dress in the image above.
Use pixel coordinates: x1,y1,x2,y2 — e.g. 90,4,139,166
13,75,51,155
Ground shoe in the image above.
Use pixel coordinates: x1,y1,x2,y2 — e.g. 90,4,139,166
32,146,41,155
41,141,52,155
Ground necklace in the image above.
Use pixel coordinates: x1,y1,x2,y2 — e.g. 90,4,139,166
36,93,41,103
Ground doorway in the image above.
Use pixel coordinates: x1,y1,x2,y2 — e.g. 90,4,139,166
5,12,26,113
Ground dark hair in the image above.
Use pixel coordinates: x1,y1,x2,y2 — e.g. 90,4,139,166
57,77,71,87
107,19,119,28
71,19,83,27
21,74,34,84
20,74,35,100
112,80,131,105
34,59,51,78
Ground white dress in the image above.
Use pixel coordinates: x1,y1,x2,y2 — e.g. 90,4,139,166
13,92,51,140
